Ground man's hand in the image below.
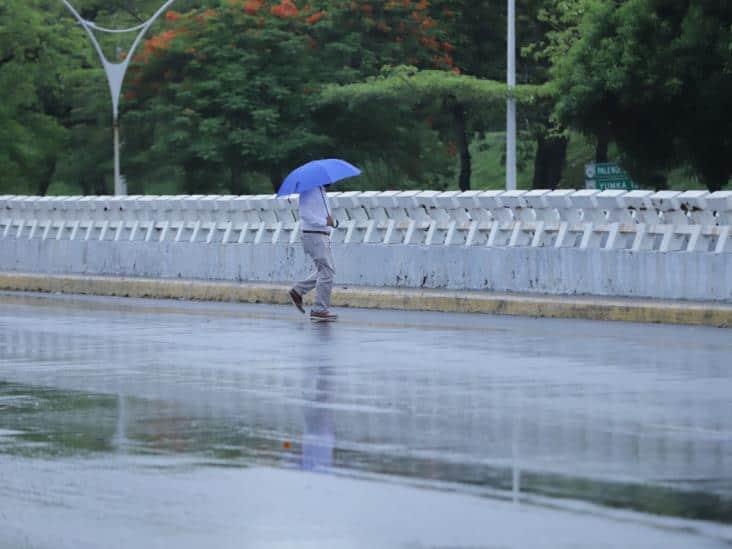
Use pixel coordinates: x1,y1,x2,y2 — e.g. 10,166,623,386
326,215,336,228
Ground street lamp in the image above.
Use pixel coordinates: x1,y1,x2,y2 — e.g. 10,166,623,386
60,0,178,196
506,0,517,191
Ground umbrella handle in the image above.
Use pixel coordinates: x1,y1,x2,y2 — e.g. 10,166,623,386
320,187,331,217
320,188,338,228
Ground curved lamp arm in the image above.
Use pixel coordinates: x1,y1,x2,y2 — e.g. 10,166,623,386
60,0,178,118
60,0,178,195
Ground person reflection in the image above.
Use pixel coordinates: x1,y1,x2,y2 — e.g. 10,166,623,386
301,325,335,472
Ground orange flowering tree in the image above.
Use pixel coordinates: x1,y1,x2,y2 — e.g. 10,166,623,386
125,2,328,192
123,0,468,192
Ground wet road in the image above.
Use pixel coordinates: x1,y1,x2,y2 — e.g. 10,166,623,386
0,291,731,548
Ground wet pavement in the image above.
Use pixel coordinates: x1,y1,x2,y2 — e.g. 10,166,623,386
0,291,731,548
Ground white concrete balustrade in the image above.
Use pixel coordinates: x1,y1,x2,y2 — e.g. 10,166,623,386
1,190,731,253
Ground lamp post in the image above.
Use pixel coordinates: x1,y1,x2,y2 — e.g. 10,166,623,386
60,0,177,195
506,0,517,191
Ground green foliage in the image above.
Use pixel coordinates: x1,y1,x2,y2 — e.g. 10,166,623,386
425,0,506,80
525,0,586,67
123,0,468,193
319,66,552,189
2,0,730,195
126,4,335,193
321,65,551,110
0,0,84,194
552,0,732,190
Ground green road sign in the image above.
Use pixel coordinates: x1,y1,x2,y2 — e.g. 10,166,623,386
585,162,638,191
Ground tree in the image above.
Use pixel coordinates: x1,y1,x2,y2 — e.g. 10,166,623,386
0,0,195,195
419,0,575,189
0,0,83,195
306,0,468,189
125,0,463,193
319,66,551,190
552,0,732,190
125,3,326,192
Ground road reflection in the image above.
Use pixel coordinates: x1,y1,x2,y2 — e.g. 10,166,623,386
301,324,335,472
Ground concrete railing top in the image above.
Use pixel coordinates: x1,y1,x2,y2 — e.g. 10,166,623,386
1,190,731,252
1,188,731,211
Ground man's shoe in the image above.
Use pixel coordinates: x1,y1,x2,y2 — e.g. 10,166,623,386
288,289,305,314
310,310,338,322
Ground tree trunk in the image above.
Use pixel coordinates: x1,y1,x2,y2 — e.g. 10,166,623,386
595,133,609,163
646,172,668,191
93,177,108,195
80,175,91,195
269,166,284,194
182,161,201,195
532,133,568,190
79,170,108,195
705,179,722,192
698,163,729,192
36,157,57,196
453,102,471,192
229,160,248,195
700,173,728,193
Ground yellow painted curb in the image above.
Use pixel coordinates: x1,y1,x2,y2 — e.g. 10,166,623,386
0,272,730,328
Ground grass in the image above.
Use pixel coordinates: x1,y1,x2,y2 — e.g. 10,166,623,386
461,130,594,191
467,132,536,190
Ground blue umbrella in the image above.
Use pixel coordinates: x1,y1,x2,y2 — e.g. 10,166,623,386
276,158,362,197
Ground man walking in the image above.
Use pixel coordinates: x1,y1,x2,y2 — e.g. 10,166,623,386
289,185,338,322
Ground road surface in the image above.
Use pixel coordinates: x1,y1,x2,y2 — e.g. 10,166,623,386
0,291,730,548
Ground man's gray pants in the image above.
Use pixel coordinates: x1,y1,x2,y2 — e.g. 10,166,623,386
293,233,335,313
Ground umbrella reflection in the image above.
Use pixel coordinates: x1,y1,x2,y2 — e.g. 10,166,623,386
301,366,335,471
301,324,335,471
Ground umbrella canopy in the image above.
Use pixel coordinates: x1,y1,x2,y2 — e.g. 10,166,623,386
277,159,362,196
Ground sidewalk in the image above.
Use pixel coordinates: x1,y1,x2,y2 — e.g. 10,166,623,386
1,272,730,328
